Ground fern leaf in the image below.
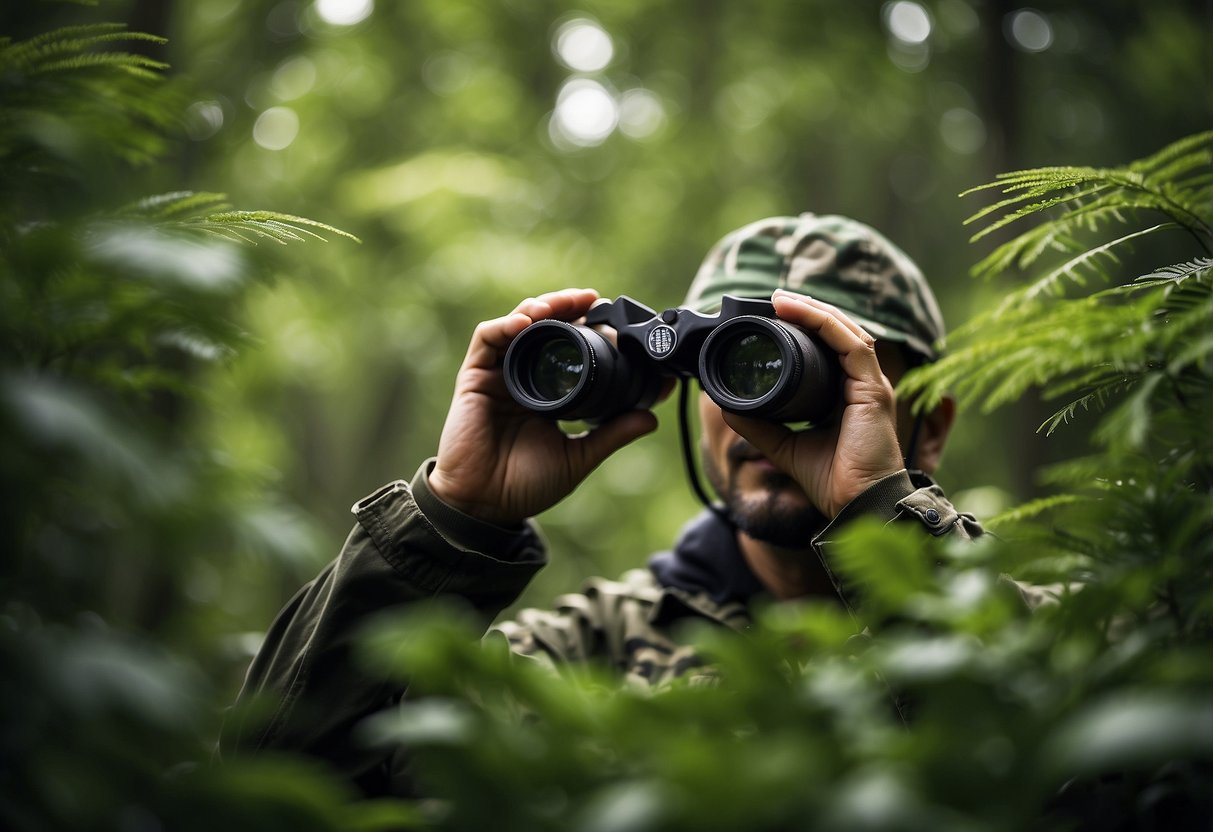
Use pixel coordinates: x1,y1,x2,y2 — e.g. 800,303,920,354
1,25,167,74
968,185,1114,244
958,165,1102,198
1146,151,1213,189
1132,257,1213,288
1130,130,1213,176
119,192,233,220
1021,223,1177,302
1168,333,1213,375
264,220,329,242
1091,372,1165,450
985,494,1088,532
200,211,361,243
31,52,169,78
1039,376,1136,436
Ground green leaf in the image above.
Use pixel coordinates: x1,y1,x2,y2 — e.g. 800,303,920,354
1042,692,1213,778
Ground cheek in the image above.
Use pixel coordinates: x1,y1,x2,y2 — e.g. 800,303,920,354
698,397,732,450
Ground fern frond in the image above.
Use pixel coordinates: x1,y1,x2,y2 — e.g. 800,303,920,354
194,211,361,243
958,165,1103,198
970,225,1088,281
1091,373,1166,450
1131,130,1213,177
1018,223,1177,304
964,137,1213,282
1168,333,1213,375
1039,375,1137,436
985,494,1089,532
1132,257,1213,288
902,291,1172,414
0,23,125,62
1145,151,1212,189
119,192,234,220
0,24,167,75
30,52,169,78
967,184,1114,243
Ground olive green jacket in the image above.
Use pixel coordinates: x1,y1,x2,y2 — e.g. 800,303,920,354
222,460,985,795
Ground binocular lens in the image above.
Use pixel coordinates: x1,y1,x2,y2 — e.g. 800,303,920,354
503,319,662,421
700,316,839,423
531,337,585,401
718,332,784,400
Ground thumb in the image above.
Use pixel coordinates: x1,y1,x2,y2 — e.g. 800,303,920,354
572,410,659,475
721,411,794,466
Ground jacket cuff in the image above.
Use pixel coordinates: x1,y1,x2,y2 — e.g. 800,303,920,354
821,469,918,535
410,458,536,556
809,469,918,620
350,462,545,600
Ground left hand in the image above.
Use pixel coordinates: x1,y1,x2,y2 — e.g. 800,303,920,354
721,288,905,519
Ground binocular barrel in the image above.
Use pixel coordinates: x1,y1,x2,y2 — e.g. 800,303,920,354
502,295,840,424
501,320,664,422
698,315,838,423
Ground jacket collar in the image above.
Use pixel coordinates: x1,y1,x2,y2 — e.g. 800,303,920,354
647,509,766,628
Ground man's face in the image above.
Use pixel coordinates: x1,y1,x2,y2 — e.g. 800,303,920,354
697,343,915,547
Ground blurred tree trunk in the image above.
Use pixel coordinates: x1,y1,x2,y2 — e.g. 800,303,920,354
975,0,1059,503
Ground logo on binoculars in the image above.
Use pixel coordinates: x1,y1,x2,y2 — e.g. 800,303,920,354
647,325,677,357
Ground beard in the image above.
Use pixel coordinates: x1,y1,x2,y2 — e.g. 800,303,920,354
701,439,829,548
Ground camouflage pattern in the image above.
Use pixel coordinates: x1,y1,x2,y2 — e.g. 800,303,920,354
683,213,947,361
223,461,999,797
496,569,740,689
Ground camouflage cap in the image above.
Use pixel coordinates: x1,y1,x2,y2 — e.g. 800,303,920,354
683,213,946,361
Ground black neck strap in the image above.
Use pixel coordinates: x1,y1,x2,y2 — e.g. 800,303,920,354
678,378,735,528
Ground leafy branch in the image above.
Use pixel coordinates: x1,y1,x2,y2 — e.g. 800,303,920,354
0,23,168,78
117,191,362,246
905,131,1213,435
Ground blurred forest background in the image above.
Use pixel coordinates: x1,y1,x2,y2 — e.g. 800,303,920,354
1,0,1210,827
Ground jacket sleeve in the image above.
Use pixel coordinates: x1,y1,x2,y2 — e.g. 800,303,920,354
219,459,547,793
809,468,982,620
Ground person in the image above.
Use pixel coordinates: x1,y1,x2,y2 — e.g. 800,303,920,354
221,212,984,796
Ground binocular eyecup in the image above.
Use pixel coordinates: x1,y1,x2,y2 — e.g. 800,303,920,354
503,295,840,424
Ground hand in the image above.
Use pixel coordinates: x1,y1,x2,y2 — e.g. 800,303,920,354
428,289,659,527
720,288,905,519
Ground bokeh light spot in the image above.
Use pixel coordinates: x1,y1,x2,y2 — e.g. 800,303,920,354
253,106,300,151
939,107,986,154
272,56,317,101
1007,8,1053,52
185,100,225,141
554,19,614,72
618,89,665,139
551,79,618,147
315,0,373,26
884,1,932,44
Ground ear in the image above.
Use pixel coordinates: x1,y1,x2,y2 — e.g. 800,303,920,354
910,394,956,475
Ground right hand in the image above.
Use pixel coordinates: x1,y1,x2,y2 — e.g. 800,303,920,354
427,289,659,527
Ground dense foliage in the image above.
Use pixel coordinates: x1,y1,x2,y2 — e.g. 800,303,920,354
0,20,381,832
348,133,1213,830
2,2,1210,831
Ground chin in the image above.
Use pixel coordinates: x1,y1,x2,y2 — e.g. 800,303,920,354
730,482,827,549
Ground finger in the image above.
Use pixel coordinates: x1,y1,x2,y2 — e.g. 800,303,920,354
463,311,538,370
653,376,678,406
772,289,873,344
570,410,659,475
770,292,884,383
514,288,599,322
720,410,796,469
465,289,600,370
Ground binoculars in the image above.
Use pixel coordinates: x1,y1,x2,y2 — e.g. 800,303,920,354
503,295,840,424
